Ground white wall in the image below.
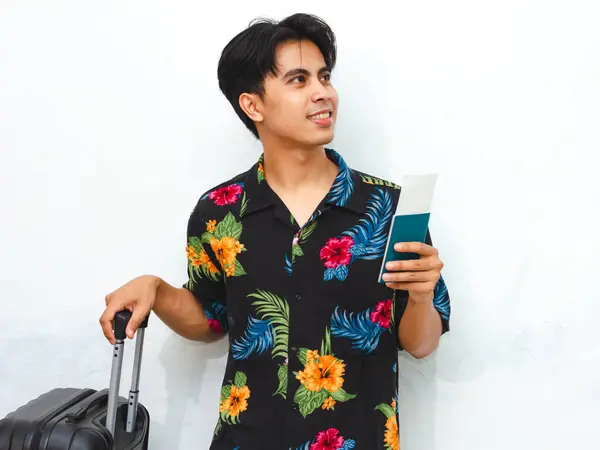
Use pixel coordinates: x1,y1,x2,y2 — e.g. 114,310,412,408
1,1,599,449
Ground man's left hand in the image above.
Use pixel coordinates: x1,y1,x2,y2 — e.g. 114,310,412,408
382,242,443,304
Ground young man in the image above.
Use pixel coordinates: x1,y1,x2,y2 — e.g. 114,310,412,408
100,13,451,450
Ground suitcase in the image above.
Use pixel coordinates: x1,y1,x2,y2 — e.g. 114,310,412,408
0,310,151,450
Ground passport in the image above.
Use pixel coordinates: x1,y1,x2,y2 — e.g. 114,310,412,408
378,174,438,284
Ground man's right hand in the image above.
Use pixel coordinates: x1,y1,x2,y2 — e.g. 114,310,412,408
100,275,161,344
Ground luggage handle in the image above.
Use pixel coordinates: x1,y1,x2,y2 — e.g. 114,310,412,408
105,309,150,439
65,393,109,423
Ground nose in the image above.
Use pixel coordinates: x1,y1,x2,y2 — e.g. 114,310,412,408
310,81,330,103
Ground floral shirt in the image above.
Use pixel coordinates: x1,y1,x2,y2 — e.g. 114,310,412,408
183,148,451,450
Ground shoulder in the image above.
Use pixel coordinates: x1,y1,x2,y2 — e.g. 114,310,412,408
350,167,402,205
188,170,248,226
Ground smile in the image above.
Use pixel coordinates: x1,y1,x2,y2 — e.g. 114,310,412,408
307,111,332,121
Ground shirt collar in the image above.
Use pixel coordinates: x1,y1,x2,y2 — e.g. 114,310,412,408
242,148,368,218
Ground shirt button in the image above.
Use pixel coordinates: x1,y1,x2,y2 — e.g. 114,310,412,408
295,293,302,302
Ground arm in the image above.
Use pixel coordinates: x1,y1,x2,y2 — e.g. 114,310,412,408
398,292,443,358
100,274,221,345
383,236,451,359
153,277,221,343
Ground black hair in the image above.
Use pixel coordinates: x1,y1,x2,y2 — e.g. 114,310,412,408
217,13,337,139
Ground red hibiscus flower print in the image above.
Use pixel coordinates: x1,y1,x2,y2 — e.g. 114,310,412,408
370,299,393,329
319,236,354,268
310,428,345,450
208,183,243,206
208,318,222,333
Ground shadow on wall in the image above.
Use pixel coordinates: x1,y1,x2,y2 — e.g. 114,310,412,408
151,333,228,450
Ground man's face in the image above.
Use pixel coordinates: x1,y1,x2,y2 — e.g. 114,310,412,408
253,39,338,147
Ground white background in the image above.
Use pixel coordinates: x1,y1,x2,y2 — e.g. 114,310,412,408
1,1,599,449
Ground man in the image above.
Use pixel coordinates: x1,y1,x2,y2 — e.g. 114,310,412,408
100,12,451,450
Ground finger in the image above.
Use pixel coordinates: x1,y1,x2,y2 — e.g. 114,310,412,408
394,242,437,256
126,305,149,339
385,281,435,293
382,270,432,284
386,258,436,272
99,302,124,345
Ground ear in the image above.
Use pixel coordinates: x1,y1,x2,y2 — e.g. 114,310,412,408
239,93,264,123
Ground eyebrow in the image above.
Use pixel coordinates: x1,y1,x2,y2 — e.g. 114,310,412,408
281,66,330,79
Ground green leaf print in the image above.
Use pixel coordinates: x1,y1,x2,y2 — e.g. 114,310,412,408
240,191,249,217
300,220,318,240
330,387,357,403
220,384,232,403
188,236,203,252
375,403,396,419
295,387,329,418
214,212,241,240
389,291,397,331
234,371,247,389
292,244,304,258
248,290,290,359
274,363,288,399
320,327,332,356
297,348,309,366
200,231,214,245
233,259,247,277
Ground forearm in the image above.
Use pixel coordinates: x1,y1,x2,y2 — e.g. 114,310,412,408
398,293,442,359
153,278,219,342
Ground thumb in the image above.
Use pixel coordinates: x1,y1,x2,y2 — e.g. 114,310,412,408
126,306,149,339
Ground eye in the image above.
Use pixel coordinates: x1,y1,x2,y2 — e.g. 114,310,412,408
321,73,332,82
290,75,306,84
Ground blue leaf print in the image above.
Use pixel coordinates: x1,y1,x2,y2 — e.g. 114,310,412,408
204,301,228,332
292,444,310,450
343,187,394,260
340,440,356,450
325,149,354,207
284,254,293,277
324,265,348,282
231,315,274,360
330,306,385,354
433,275,451,320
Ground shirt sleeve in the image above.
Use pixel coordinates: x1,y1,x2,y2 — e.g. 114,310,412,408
393,228,451,350
182,202,229,335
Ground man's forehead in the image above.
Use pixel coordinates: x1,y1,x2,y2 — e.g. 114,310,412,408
274,40,326,73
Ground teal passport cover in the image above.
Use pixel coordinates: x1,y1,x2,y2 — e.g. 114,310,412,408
378,212,431,284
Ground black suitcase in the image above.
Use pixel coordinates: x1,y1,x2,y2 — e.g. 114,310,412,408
0,310,151,450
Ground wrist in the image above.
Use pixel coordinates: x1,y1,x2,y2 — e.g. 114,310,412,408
408,291,434,306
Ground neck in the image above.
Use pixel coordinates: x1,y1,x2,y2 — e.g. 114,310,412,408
261,144,337,193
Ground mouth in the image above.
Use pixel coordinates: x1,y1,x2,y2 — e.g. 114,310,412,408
307,110,333,125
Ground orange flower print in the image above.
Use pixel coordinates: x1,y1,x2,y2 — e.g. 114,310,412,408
213,371,250,436
295,353,345,393
322,396,336,410
376,398,400,450
206,219,217,233
306,349,319,362
318,354,345,393
188,212,247,284
384,416,399,450
293,329,357,418
210,236,245,275
219,385,250,418
186,244,197,260
257,162,265,183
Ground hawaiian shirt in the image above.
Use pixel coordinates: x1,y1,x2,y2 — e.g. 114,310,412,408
183,148,451,450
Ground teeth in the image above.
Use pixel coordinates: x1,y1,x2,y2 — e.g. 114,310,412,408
310,112,330,120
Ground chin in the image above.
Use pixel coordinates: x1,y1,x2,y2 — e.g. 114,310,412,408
305,130,335,147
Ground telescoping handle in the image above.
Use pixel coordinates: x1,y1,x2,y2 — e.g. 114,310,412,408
105,310,150,439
